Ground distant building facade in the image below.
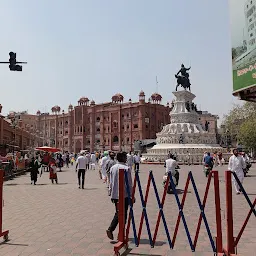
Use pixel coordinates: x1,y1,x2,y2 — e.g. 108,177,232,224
15,92,220,153
0,106,43,156
18,92,170,153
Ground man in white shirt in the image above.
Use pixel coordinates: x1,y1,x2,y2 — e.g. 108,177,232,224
228,149,246,194
165,153,179,188
90,152,96,170
133,153,141,172
126,151,134,169
106,152,133,240
76,151,87,189
101,151,109,182
85,152,90,170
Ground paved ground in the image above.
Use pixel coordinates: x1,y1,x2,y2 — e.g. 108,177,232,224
1,163,256,256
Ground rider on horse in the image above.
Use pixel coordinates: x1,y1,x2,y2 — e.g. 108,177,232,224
177,64,191,83
175,64,191,91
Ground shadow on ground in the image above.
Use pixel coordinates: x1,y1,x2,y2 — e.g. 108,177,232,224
128,238,166,247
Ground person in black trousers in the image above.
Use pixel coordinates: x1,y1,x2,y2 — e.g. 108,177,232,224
106,152,134,240
75,151,87,189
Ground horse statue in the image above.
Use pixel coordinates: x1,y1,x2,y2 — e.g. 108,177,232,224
175,64,191,91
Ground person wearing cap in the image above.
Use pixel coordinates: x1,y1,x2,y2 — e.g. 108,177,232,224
76,151,87,189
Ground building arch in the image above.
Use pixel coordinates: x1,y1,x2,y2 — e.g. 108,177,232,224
113,136,119,143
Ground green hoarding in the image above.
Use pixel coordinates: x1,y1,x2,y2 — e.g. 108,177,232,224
230,0,256,93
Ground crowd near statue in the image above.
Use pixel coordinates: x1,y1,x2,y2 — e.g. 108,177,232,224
175,64,191,91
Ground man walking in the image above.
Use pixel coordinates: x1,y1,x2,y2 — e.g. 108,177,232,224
90,152,96,170
133,153,140,172
76,151,87,189
228,149,246,195
106,152,133,240
126,151,134,170
101,151,109,182
105,152,116,188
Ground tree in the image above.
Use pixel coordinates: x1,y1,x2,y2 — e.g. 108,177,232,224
238,118,256,152
222,102,256,147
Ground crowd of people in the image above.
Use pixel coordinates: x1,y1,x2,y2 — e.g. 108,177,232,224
12,147,253,242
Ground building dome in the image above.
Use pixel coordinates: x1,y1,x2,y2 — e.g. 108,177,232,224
79,97,89,103
68,104,73,109
51,105,61,113
78,97,90,106
36,110,41,115
139,90,145,97
151,93,162,102
112,93,124,103
91,100,95,106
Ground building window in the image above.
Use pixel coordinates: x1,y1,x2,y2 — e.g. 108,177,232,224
87,140,90,144
96,139,100,144
96,128,100,132
146,125,148,129
122,114,124,118
127,137,130,142
113,136,119,143
113,121,118,128
122,126,124,129
65,131,68,134
127,125,129,129
96,117,100,121
65,121,68,125
134,124,138,129
127,113,129,117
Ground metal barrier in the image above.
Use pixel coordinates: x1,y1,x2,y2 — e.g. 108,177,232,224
223,171,256,256
114,169,255,256
0,170,9,242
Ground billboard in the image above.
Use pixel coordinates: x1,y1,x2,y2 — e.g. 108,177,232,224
230,0,256,93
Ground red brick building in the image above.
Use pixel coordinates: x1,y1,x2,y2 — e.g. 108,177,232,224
19,91,170,153
0,105,43,156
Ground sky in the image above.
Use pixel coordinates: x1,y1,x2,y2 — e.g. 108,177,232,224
0,0,240,120
229,0,247,48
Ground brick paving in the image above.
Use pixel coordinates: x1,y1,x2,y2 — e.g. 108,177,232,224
1,164,256,256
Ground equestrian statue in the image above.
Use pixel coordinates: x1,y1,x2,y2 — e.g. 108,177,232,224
175,64,191,91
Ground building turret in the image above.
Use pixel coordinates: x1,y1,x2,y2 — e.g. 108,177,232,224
112,93,124,104
139,90,145,104
151,93,162,104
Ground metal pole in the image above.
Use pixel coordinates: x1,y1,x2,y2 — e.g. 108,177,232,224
213,171,223,253
0,169,9,240
114,169,126,255
225,171,235,254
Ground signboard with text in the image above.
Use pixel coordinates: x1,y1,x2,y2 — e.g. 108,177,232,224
230,0,256,93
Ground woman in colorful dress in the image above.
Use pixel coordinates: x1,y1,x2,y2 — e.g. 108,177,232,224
49,157,58,184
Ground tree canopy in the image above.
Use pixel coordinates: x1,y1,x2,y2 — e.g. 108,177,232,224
222,102,256,151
